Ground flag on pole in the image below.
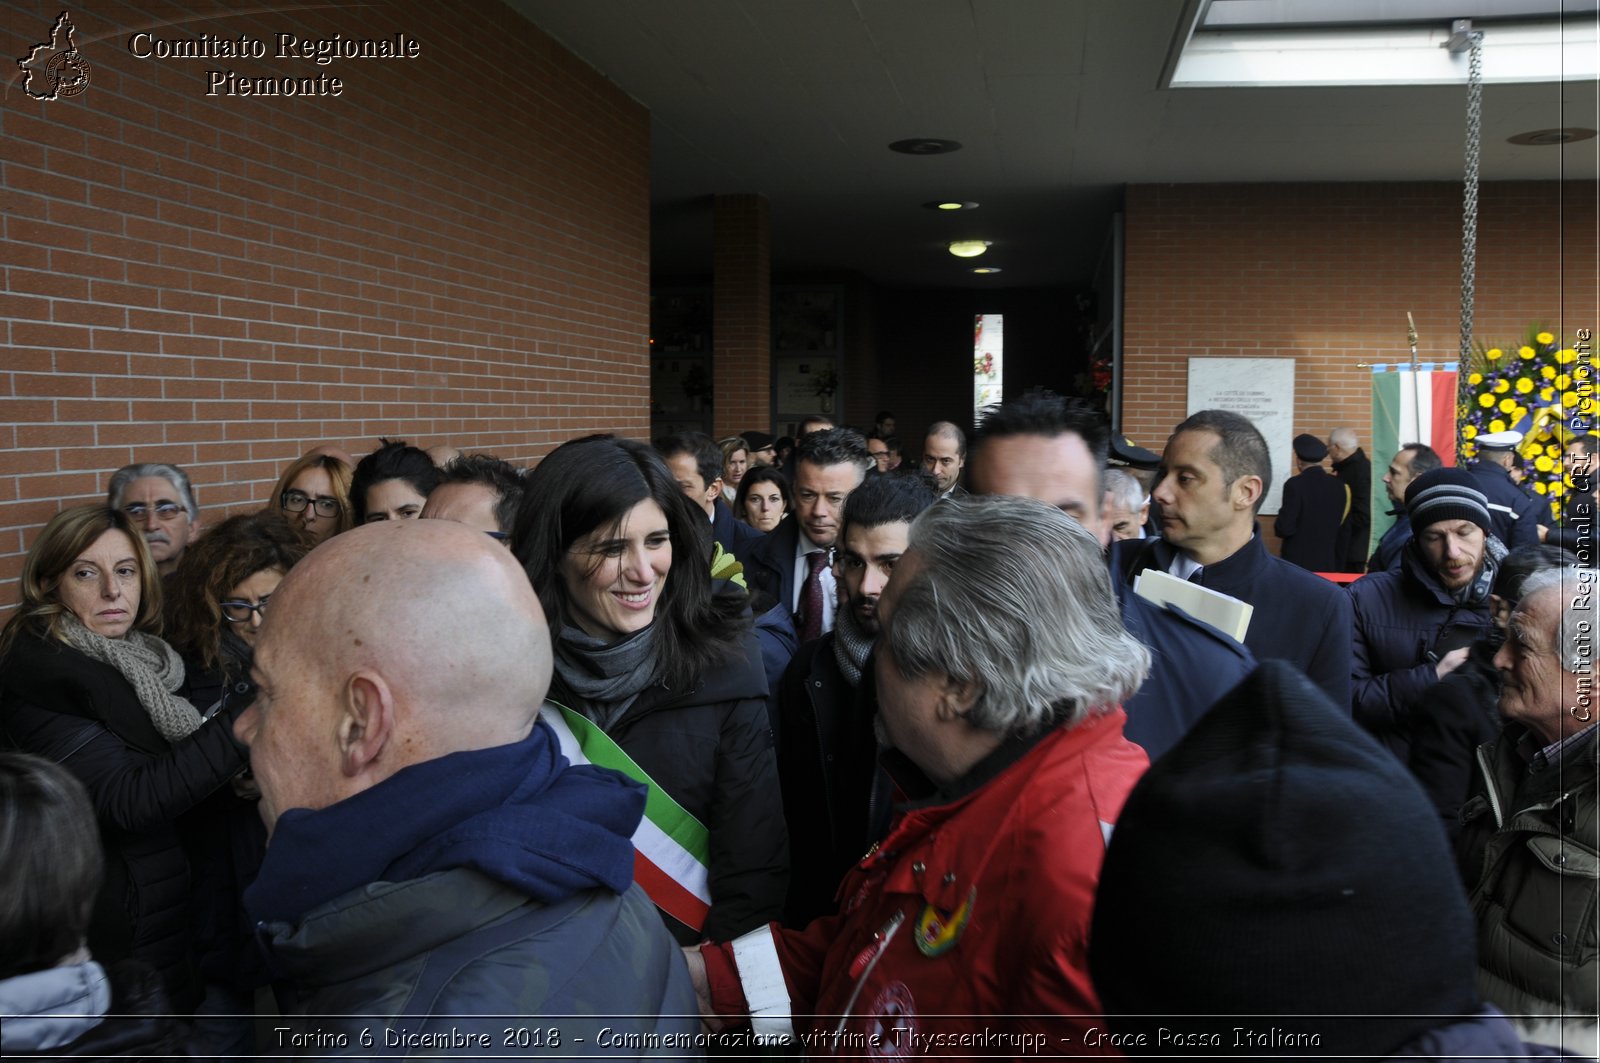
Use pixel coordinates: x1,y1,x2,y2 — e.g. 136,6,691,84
1370,363,1459,557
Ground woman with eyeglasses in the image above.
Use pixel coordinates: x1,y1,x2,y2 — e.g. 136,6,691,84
269,452,353,544
513,435,787,945
161,509,307,1055
0,506,252,1017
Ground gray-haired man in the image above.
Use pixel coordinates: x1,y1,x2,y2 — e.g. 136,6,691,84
106,463,201,577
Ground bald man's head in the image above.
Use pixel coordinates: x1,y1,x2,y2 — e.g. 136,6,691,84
236,519,551,835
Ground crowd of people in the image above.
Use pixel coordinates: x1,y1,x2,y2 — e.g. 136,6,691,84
0,395,1594,1060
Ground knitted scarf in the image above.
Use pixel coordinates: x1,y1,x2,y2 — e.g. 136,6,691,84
58,619,200,742
831,603,874,688
552,624,660,730
1455,534,1509,606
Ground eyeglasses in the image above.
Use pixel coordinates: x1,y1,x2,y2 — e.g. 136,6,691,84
124,502,186,520
484,530,511,542
220,595,270,623
281,490,342,517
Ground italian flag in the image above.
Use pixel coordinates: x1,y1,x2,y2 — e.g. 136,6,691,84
538,703,712,934
1370,363,1459,555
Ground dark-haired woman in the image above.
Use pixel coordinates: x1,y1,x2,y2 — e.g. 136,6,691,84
164,510,308,1053
734,465,792,533
349,438,441,523
513,435,787,943
0,506,251,1013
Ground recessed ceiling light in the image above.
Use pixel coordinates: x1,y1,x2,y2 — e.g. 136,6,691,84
924,200,979,211
970,267,1003,275
889,138,963,155
947,240,991,258
1508,128,1597,146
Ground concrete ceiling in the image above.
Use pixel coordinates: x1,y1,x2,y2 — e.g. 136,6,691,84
506,0,1599,290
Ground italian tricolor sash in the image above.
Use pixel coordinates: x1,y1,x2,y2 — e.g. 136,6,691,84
538,702,712,933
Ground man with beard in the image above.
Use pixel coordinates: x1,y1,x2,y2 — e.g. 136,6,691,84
774,473,936,926
1349,468,1499,760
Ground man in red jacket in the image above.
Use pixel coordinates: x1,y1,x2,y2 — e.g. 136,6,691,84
685,495,1151,1054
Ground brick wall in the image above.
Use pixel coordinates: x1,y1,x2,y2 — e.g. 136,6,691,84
711,194,770,439
1121,181,1600,458
1,1,649,608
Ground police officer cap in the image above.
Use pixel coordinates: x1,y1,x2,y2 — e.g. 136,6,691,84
1476,430,1523,451
1293,434,1328,462
1109,434,1161,470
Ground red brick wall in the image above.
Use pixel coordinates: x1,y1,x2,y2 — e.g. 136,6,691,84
1121,181,1600,459
712,194,771,439
1,1,649,608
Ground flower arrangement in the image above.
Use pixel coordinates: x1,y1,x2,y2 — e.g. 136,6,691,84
1459,328,1591,520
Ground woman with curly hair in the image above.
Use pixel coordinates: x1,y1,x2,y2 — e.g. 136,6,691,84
166,511,308,715
162,509,309,1054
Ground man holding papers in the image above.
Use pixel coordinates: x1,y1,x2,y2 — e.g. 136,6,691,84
1112,410,1354,709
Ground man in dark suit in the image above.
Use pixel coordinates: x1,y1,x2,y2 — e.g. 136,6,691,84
745,428,872,643
655,431,764,563
1276,434,1348,572
1327,427,1371,571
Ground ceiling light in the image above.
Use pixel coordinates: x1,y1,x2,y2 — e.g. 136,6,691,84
1508,128,1597,147
924,200,979,211
889,138,962,155
947,240,990,258
970,267,1002,275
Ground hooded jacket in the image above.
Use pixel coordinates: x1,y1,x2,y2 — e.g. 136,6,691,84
248,726,699,1055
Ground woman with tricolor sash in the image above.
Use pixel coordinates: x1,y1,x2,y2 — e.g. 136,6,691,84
512,435,789,945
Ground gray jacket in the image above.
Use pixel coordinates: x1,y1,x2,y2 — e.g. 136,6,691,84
261,868,701,1060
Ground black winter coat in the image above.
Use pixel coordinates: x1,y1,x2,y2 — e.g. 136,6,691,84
548,628,788,944
1332,447,1372,571
775,633,881,927
1349,545,1494,761
0,631,250,1012
1113,531,1353,710
1275,465,1348,572
1406,635,1504,845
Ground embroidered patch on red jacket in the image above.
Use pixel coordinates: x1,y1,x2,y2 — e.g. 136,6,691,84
914,887,975,956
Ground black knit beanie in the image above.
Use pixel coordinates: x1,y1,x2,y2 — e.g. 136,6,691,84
1088,661,1480,1058
1406,467,1492,536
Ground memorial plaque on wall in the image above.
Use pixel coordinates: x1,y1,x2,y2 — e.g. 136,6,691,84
1186,358,1296,515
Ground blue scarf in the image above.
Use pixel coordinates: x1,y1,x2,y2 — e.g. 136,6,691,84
244,722,644,926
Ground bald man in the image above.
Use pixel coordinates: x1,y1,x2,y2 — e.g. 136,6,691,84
235,520,696,1049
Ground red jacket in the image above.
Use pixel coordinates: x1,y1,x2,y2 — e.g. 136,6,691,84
702,708,1149,1057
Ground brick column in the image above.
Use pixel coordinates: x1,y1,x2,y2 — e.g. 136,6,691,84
713,194,771,438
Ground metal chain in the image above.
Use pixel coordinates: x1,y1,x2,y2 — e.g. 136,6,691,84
1457,30,1484,456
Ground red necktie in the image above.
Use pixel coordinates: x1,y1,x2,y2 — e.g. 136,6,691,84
798,550,828,642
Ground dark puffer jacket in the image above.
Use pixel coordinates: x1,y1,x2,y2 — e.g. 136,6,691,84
0,631,249,1012
1349,544,1493,760
550,628,788,944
